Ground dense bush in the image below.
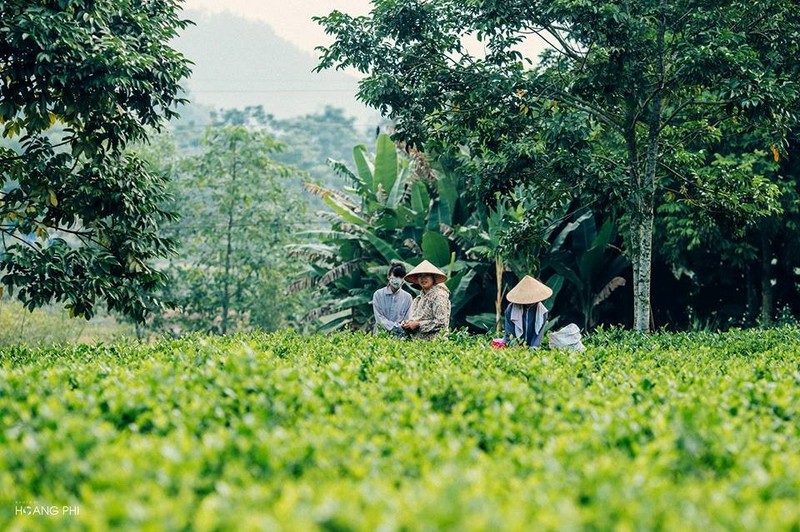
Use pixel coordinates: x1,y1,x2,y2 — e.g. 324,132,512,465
1,328,799,529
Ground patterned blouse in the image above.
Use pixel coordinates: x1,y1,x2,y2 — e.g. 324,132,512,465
407,283,451,340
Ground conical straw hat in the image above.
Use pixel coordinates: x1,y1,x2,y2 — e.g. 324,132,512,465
506,275,552,304
404,259,448,285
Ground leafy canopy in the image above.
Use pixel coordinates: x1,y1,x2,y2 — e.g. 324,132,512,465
155,125,307,335
315,0,800,330
0,0,192,321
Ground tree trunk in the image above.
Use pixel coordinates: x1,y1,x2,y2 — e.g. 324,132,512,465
630,1,666,332
746,263,759,324
495,256,503,334
221,145,238,335
221,212,234,335
760,230,773,325
630,200,654,332
627,118,658,333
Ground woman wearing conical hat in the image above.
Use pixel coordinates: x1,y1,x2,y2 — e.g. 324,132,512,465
401,260,451,340
503,275,552,348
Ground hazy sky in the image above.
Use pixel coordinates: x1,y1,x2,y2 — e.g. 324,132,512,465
183,1,372,56
178,1,547,119
182,1,548,61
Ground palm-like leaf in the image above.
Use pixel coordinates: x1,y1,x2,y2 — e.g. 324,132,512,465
304,182,360,211
318,260,361,287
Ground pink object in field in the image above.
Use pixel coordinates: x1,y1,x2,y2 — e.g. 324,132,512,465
491,338,507,349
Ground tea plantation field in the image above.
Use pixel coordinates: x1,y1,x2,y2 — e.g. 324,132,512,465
2,327,799,530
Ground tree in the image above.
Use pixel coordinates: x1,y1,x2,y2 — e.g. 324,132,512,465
0,0,191,321
265,106,372,186
155,126,307,335
315,0,800,331
656,127,800,327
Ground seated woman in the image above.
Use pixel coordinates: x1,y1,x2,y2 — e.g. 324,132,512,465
401,260,451,340
503,275,552,348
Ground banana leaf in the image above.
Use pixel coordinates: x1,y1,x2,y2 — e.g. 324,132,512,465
374,133,398,196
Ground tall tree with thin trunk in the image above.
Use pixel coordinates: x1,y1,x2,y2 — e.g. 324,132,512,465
163,126,306,334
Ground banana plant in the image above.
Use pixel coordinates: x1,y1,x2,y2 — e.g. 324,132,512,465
457,200,520,332
290,135,515,332
290,134,447,330
541,208,629,330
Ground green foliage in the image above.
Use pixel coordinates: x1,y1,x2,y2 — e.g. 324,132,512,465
315,0,800,331
297,135,632,333
144,126,308,335
0,0,192,321
294,135,524,331
655,128,800,327
497,197,630,331
211,105,372,194
2,327,800,529
292,133,421,330
542,209,630,330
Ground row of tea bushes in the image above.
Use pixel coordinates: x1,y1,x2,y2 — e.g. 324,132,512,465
1,327,799,530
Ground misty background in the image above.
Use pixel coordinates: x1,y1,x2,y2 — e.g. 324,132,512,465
174,8,378,127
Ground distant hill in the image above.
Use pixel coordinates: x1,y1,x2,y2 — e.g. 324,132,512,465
173,9,377,123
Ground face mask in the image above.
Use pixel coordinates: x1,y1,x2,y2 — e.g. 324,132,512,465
389,277,403,289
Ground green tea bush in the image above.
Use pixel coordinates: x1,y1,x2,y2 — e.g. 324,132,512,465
1,327,799,530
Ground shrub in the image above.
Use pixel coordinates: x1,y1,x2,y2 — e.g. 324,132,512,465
2,327,799,529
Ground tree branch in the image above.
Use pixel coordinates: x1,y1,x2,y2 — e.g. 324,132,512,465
539,23,585,60
523,26,584,61
548,89,624,130
42,224,95,238
656,160,749,208
0,227,40,253
659,99,733,134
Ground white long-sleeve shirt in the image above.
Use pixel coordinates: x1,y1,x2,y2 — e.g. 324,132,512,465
372,286,412,334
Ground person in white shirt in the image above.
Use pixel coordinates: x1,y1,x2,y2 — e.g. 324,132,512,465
503,275,552,348
372,263,412,335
